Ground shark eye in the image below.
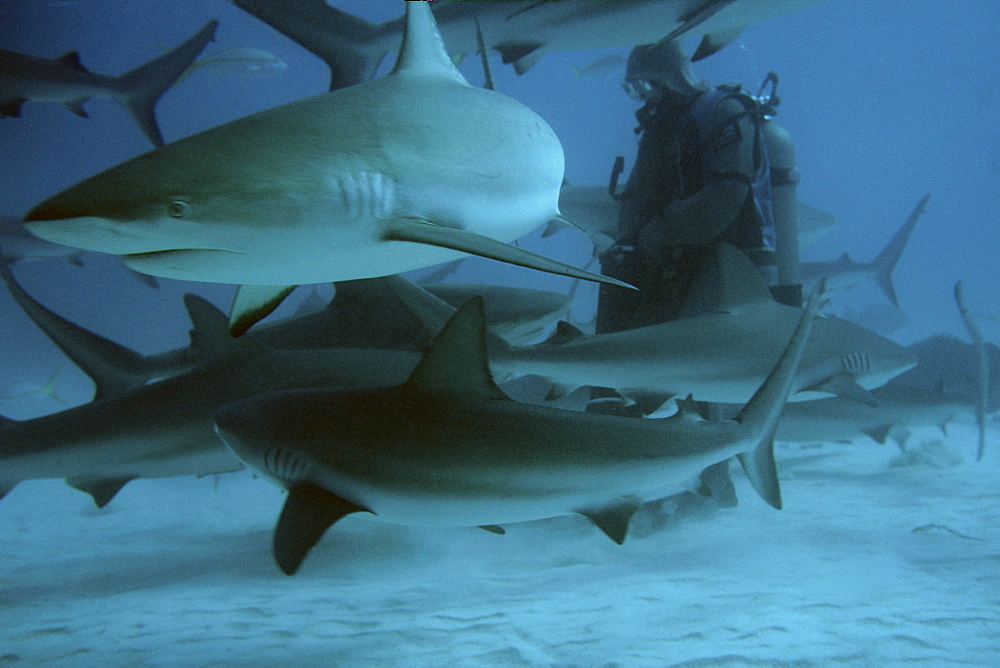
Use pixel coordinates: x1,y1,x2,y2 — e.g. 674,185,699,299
166,200,192,219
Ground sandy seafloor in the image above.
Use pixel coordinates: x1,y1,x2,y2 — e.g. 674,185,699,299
1,422,996,666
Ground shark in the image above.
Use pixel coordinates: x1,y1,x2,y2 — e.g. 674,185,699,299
486,244,917,411
548,183,845,261
23,1,631,336
800,194,929,306
213,279,823,575
230,0,830,90
0,20,217,146
423,283,570,344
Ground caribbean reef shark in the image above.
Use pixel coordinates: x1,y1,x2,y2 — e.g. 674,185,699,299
231,0,829,90
0,20,217,146
213,281,823,575
800,194,929,307
487,244,916,411
24,1,629,336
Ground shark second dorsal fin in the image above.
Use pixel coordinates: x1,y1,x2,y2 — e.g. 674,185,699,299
390,1,467,85
405,297,507,400
56,51,88,73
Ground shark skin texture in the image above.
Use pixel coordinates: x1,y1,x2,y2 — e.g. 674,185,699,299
0,20,218,146
23,1,631,337
230,0,829,90
214,283,825,575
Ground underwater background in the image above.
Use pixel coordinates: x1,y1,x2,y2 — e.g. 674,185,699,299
0,0,998,665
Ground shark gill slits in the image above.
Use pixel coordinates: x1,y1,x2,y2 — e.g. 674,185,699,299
841,352,871,374
166,200,192,219
265,447,309,481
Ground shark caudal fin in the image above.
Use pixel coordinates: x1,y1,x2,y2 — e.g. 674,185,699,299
114,20,217,146
733,279,825,510
0,264,152,399
870,193,929,307
232,0,387,90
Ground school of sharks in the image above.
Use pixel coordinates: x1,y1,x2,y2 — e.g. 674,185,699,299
0,0,994,581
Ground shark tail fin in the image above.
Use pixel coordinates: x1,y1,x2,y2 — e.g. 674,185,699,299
114,20,218,146
0,413,18,502
870,194,929,307
0,264,150,400
231,0,386,90
734,279,825,509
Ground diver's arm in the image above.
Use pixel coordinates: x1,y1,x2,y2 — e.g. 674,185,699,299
648,97,755,246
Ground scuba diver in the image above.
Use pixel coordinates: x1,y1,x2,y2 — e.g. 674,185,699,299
596,38,802,335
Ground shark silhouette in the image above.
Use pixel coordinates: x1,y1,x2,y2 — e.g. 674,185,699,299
231,0,829,90
214,282,824,575
0,20,217,146
24,1,631,336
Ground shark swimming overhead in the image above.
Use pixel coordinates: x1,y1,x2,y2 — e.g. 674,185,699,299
0,20,217,146
24,1,630,336
231,0,830,90
214,280,824,575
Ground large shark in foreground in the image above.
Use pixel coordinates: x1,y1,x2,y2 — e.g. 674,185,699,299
232,0,829,90
214,282,823,575
24,1,630,336
0,21,217,146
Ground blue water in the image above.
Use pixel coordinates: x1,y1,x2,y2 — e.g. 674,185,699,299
0,1,998,664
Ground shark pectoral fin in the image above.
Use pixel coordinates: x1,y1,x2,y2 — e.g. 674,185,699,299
736,433,781,510
479,525,506,535
692,27,744,61
66,476,136,508
384,221,636,292
576,497,643,544
229,284,298,337
805,373,878,407
274,482,372,576
494,41,545,74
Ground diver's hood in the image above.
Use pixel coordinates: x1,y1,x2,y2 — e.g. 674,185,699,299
624,40,704,99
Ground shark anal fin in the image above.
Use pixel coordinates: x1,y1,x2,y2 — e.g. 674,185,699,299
805,373,878,407
576,497,642,545
66,476,135,508
229,284,297,337
861,424,896,445
479,525,506,535
274,482,372,576
696,459,738,508
384,220,636,292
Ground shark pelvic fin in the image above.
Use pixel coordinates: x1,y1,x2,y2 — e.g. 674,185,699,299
275,482,372,576
479,525,506,535
228,284,297,337
692,27,744,61
66,475,135,508
406,297,508,400
576,497,643,544
391,0,467,84
804,372,877,406
384,220,636,292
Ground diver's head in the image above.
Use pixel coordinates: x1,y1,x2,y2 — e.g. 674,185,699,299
623,39,706,105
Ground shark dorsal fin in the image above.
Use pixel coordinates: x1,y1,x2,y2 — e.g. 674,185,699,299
184,294,261,360
390,1,467,85
57,51,88,73
405,297,507,400
711,243,774,311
